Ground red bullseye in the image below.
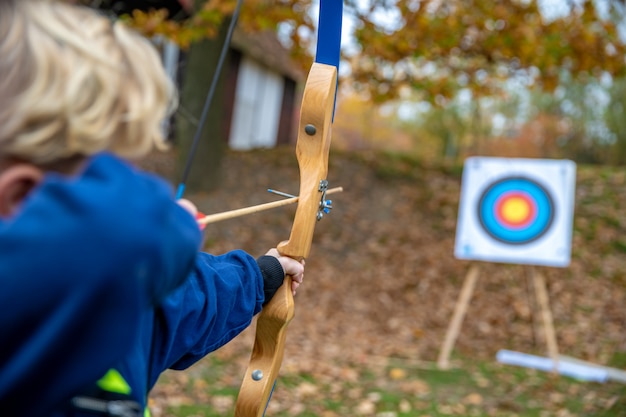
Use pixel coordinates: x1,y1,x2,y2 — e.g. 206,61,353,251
494,191,537,229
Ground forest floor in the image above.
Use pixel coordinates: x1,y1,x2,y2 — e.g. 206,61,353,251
138,148,626,417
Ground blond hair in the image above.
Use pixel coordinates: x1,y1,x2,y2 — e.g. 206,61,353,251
0,0,175,165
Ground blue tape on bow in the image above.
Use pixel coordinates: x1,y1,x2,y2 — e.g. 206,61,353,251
315,0,343,119
315,0,343,69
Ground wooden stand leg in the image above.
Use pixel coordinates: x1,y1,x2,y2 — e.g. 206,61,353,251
437,265,480,370
531,267,559,371
525,267,541,347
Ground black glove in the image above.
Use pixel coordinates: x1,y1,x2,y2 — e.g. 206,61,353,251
256,255,285,306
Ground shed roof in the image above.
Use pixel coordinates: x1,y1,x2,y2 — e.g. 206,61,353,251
231,29,305,82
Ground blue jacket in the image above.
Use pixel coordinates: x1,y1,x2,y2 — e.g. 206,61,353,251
0,154,203,416
110,249,265,411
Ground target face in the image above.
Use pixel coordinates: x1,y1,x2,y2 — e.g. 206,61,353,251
454,157,576,267
478,177,554,245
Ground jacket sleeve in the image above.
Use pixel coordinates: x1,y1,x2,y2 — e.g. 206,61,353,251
151,250,265,373
0,153,202,416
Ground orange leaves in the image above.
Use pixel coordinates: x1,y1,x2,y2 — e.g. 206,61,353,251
349,0,626,103
123,0,313,53
97,0,625,102
236,0,314,71
124,2,225,48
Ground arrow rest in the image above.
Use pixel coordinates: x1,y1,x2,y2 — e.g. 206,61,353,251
317,179,333,220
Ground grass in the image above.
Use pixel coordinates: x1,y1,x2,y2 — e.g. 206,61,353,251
157,355,626,417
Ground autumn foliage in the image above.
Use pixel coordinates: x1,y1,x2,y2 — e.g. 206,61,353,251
89,0,626,105
350,0,626,102
119,0,315,65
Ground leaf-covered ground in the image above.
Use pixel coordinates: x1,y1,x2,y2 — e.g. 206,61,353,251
139,148,626,416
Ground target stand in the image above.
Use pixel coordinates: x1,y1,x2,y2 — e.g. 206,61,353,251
436,264,559,370
437,157,576,370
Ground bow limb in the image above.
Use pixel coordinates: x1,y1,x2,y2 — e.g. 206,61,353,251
234,63,338,417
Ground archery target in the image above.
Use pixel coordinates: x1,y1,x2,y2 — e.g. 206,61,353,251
455,157,576,267
478,177,554,245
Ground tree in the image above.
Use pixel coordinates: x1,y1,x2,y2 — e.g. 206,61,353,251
80,0,626,173
174,11,232,192
167,1,313,191
99,0,315,64
348,0,626,103
80,0,315,191
605,78,626,164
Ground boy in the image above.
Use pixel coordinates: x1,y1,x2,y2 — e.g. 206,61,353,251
0,0,304,415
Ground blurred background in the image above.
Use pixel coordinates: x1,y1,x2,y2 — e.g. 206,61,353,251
79,1,626,416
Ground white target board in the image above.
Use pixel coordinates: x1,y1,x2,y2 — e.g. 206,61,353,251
454,157,576,267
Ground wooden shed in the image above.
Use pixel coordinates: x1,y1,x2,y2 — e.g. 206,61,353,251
226,30,304,150
160,29,303,150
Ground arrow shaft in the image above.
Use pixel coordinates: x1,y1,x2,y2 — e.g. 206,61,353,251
197,187,342,225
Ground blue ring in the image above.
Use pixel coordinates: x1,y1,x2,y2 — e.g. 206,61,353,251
477,177,554,245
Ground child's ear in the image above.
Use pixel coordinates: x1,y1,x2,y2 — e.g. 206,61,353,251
0,164,44,217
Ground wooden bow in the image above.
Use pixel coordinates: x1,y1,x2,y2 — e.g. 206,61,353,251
233,62,338,417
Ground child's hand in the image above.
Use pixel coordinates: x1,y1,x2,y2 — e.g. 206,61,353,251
177,198,198,217
264,248,305,296
177,198,208,231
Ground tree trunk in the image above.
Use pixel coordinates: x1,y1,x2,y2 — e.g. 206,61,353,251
175,18,232,193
